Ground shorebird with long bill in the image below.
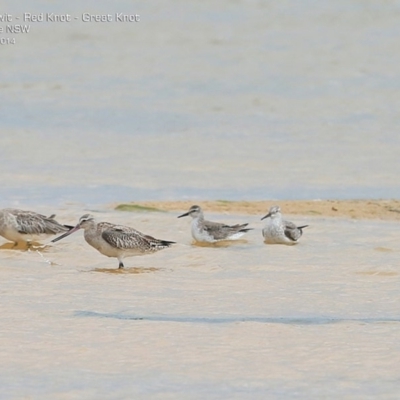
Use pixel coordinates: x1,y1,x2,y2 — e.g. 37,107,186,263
52,214,175,269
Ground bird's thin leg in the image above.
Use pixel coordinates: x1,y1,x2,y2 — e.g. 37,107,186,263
118,261,125,269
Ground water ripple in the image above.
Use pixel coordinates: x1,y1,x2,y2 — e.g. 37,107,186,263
74,310,400,325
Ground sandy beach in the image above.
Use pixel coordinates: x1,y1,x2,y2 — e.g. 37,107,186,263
115,199,400,220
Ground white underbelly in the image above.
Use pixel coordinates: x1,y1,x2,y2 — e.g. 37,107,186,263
191,221,215,243
1,228,50,243
86,236,148,258
262,226,296,245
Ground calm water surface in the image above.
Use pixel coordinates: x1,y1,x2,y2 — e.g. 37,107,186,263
0,208,399,399
1,0,400,398
1,0,400,206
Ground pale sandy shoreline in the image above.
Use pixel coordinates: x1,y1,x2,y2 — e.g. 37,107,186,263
114,199,400,221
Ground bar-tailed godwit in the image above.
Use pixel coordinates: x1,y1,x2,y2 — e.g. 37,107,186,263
52,214,175,269
0,208,72,247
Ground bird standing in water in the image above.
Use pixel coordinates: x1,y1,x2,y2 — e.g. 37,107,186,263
0,208,72,247
178,205,252,243
52,214,175,269
261,205,308,245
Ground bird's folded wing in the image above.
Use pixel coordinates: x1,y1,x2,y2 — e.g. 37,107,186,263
102,226,147,249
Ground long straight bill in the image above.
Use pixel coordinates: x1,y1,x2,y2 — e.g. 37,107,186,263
51,224,81,243
177,211,190,218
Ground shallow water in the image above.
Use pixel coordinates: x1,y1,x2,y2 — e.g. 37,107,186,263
1,0,400,398
1,0,400,206
1,208,400,399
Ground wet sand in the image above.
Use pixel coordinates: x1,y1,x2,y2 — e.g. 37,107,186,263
115,199,400,220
